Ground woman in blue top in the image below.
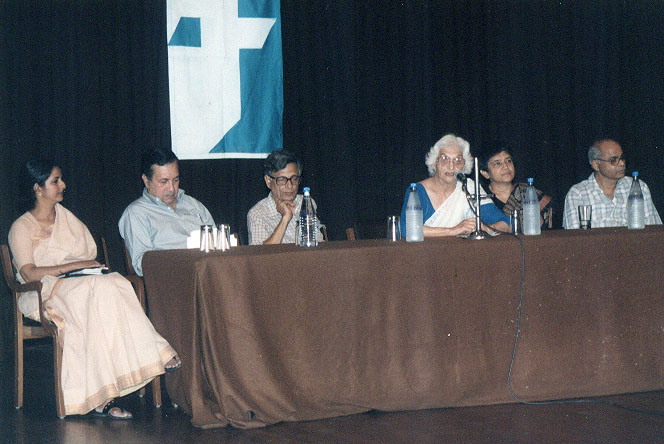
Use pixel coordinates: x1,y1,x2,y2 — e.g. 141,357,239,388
400,134,510,237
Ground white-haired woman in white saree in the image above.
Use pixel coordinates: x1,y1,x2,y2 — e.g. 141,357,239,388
400,134,510,237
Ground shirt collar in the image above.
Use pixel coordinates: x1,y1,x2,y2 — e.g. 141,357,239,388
589,173,624,202
142,188,185,207
267,191,276,207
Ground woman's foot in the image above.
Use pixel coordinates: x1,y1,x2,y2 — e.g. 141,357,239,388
165,355,182,373
93,399,133,420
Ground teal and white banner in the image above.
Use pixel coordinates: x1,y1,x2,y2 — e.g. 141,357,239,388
167,0,282,159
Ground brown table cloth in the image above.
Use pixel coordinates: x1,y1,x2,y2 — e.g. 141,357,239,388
142,227,664,428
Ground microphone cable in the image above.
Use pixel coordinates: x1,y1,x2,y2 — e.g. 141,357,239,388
460,176,495,223
505,231,664,417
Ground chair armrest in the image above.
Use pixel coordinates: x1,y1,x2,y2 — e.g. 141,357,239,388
15,280,42,293
16,280,58,335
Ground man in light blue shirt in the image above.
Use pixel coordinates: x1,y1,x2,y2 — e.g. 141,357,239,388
119,149,214,275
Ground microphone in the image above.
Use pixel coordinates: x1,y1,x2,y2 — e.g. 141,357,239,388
455,170,468,193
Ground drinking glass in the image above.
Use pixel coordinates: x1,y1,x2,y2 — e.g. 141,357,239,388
387,216,401,241
216,224,231,251
578,205,592,230
200,225,214,252
510,209,522,235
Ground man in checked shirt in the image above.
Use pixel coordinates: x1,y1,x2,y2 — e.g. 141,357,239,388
247,150,323,245
563,139,661,228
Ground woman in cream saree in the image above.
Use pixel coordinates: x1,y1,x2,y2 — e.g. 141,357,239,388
9,160,179,419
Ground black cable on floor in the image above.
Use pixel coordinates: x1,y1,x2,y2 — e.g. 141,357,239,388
505,232,664,417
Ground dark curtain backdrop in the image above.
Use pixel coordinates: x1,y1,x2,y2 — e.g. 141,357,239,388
2,1,663,362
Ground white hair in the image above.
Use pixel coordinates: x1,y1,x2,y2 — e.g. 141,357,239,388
425,134,473,176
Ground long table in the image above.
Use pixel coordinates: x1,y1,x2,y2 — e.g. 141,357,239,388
142,227,664,428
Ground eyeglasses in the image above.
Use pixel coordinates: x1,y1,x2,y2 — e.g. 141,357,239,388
439,155,465,167
595,155,626,166
269,175,301,186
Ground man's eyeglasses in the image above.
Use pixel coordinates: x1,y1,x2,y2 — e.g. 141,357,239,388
269,175,301,186
596,155,626,166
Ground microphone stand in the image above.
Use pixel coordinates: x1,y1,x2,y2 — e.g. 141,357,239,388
465,157,491,240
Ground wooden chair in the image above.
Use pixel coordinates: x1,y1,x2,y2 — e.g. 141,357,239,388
345,227,356,240
346,220,386,240
2,243,66,418
120,240,145,312
539,194,554,230
546,206,554,229
121,239,162,407
2,235,162,418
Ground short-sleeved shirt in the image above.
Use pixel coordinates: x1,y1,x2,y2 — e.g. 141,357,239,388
562,173,662,228
247,193,322,245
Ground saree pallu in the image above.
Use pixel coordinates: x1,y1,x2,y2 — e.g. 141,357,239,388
498,183,552,229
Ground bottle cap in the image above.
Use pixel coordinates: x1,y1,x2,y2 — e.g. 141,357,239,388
410,183,417,189
303,187,310,195
632,171,639,178
527,177,534,185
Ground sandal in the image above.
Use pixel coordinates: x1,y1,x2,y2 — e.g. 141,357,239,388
93,399,133,420
165,355,182,373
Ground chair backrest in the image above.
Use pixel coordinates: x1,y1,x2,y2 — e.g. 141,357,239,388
121,239,138,275
1,243,51,331
1,244,17,292
346,227,356,241
346,220,386,240
99,236,110,270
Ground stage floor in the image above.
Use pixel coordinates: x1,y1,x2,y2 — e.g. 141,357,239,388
3,340,664,443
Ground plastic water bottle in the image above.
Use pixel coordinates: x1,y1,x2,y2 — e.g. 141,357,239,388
298,187,318,247
522,178,541,235
405,183,424,242
627,171,645,229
